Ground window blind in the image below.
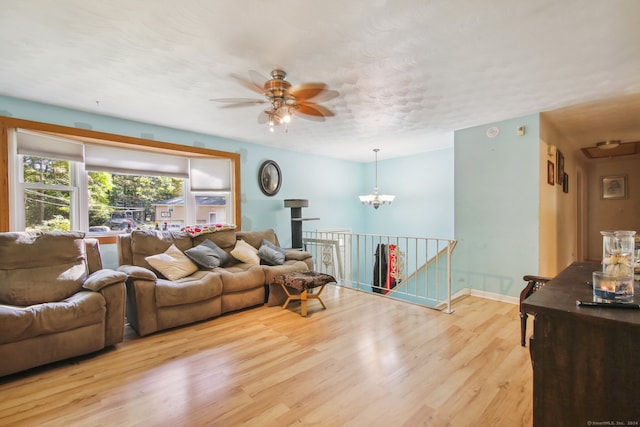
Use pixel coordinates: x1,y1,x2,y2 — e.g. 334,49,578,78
17,130,85,162
189,158,232,191
85,144,189,178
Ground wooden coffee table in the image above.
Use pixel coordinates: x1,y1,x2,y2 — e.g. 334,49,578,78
272,271,336,316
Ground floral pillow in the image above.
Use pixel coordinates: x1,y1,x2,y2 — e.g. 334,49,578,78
180,223,236,237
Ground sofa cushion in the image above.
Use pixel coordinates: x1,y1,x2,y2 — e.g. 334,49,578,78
262,260,312,286
0,291,105,345
236,229,279,249
130,230,193,270
154,270,223,307
230,239,260,265
0,231,87,306
215,264,265,293
257,240,285,266
192,229,237,252
184,239,230,269
145,244,198,281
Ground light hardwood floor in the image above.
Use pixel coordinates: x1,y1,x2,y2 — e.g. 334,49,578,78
0,286,533,426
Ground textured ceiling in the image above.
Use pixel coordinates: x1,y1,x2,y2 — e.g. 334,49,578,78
1,0,640,162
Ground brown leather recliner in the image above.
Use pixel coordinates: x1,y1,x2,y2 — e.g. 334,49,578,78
0,231,127,377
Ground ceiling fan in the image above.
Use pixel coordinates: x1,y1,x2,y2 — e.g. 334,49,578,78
210,69,338,132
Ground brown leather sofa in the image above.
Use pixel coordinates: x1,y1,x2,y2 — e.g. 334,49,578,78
0,231,127,377
117,228,313,336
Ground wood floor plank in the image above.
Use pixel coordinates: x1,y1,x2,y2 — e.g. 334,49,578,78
0,286,532,426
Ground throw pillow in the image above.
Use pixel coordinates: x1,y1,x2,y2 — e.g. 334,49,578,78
180,223,236,237
230,239,260,265
145,244,198,281
257,241,286,266
184,239,230,269
261,239,286,256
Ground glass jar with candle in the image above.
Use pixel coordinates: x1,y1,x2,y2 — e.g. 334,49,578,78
596,230,636,301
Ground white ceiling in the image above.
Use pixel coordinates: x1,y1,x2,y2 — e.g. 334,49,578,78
1,0,640,162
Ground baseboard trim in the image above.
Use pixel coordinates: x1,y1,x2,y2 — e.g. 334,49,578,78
452,287,519,305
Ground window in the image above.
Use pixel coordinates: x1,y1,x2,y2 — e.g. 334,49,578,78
7,126,238,234
21,156,76,231
88,172,185,232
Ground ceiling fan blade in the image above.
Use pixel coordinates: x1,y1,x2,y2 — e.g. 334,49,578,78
230,72,266,95
308,89,339,103
210,97,264,103
290,83,339,102
293,112,326,122
289,83,327,99
248,70,269,87
295,102,335,118
209,98,267,108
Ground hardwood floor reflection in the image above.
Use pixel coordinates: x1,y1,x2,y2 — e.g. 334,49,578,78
0,286,532,426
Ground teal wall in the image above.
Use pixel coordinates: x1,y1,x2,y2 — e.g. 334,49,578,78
6,95,538,299
362,148,455,239
453,114,540,298
0,95,455,245
0,95,363,247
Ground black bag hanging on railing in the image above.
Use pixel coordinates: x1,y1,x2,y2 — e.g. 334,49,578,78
373,243,388,293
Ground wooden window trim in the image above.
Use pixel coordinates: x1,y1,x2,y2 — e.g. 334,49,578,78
0,116,242,239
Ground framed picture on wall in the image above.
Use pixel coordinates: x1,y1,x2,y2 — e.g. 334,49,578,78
547,160,554,185
601,175,627,199
563,173,569,193
556,150,565,186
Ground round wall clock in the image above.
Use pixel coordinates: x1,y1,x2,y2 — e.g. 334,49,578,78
258,160,282,196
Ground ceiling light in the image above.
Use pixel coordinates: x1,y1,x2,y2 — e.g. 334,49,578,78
282,109,292,124
359,148,395,209
596,140,621,150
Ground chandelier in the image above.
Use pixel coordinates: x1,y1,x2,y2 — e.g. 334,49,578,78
359,148,395,209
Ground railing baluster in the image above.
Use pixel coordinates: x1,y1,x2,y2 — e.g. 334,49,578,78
301,231,456,312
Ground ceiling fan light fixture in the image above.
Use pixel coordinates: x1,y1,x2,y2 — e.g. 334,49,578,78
211,68,337,133
596,140,621,150
282,109,292,124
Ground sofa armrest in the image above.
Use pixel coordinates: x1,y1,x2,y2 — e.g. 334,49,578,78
285,250,312,262
118,265,158,281
83,269,128,292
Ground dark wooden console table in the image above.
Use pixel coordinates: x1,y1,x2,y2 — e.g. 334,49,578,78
522,262,640,426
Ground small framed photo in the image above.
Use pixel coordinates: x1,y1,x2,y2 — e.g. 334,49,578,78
547,161,554,185
601,175,627,200
556,150,564,186
563,173,569,193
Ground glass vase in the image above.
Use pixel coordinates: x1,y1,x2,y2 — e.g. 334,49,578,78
596,230,636,302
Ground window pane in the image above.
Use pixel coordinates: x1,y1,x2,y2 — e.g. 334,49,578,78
88,172,184,232
24,189,72,231
23,156,71,186
193,195,229,224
